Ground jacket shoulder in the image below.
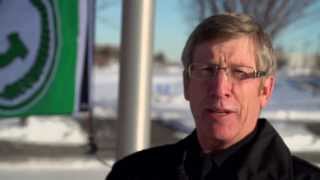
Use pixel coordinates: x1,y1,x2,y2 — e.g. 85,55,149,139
293,156,320,180
118,143,183,166
106,143,185,180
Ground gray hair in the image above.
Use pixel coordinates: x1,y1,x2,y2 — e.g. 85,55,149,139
181,13,276,76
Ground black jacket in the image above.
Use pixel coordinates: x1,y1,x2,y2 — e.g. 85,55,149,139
106,119,320,180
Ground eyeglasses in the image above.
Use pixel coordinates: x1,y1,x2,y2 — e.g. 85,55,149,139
187,63,267,82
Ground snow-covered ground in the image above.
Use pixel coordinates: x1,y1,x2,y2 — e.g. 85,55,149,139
0,64,320,173
0,116,87,145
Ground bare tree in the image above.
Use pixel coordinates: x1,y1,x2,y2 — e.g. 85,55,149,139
182,0,320,39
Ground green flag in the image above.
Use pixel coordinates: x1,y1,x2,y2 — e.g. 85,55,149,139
0,0,93,117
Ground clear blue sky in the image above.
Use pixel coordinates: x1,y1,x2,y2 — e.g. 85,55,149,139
95,0,189,61
95,0,320,61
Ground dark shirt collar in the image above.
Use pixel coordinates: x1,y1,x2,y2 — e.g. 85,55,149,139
184,124,259,179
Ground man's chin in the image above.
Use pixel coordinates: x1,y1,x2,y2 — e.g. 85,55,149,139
209,124,238,145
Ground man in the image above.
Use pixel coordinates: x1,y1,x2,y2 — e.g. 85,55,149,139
106,13,320,180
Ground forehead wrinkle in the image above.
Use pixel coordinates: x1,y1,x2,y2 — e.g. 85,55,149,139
209,44,227,65
211,43,236,66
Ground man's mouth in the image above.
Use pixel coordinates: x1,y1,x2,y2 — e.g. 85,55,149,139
206,107,237,117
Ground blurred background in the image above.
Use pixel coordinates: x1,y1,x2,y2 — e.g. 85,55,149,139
1,0,320,179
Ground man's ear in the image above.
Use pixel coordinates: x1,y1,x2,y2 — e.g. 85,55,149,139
183,70,190,100
259,75,275,108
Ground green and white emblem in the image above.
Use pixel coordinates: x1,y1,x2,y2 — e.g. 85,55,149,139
0,0,58,115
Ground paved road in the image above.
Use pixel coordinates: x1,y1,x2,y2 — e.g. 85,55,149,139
0,159,112,180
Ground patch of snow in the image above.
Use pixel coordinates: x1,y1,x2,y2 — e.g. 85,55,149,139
0,116,87,145
272,122,320,152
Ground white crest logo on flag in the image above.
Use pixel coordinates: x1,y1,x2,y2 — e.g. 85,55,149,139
0,0,58,115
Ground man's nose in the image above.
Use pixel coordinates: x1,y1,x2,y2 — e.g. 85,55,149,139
208,70,231,98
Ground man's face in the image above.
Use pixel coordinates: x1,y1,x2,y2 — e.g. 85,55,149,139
184,36,274,152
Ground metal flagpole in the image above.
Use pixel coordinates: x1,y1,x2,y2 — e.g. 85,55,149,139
116,0,155,160
86,0,97,155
